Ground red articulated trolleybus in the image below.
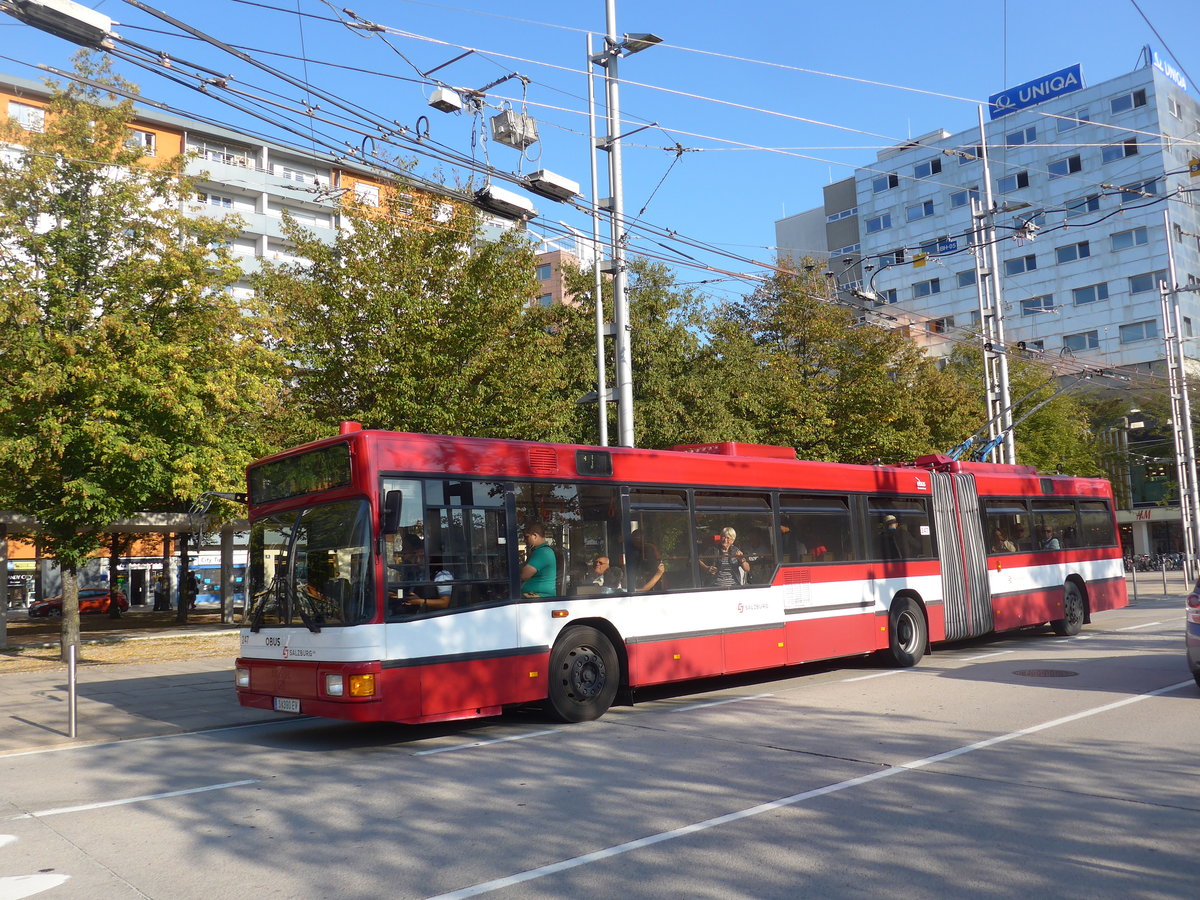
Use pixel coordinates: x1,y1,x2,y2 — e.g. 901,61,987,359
235,423,1127,724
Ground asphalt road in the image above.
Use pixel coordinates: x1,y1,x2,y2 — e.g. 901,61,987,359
1,595,1196,899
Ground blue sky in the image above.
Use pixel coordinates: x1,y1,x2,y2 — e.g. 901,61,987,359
1,0,1194,298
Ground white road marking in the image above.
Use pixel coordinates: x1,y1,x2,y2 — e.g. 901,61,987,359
840,670,905,682
423,679,1194,900
1117,621,1163,631
0,873,71,899
668,692,774,713
957,650,1014,662
7,780,259,820
0,718,308,760
414,730,560,756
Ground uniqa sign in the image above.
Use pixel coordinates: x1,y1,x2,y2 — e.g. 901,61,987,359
1152,50,1187,91
988,64,1083,120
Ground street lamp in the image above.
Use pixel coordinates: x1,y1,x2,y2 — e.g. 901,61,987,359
588,4,661,448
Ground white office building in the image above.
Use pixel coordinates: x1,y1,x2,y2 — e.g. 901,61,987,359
776,56,1200,555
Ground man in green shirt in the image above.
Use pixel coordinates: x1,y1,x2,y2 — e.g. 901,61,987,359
520,522,557,598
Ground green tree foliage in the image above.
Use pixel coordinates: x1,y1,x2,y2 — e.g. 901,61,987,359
943,347,1106,474
0,57,282,656
255,192,577,444
708,267,979,463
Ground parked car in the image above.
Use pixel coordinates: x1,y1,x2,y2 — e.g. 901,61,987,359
1187,574,1200,688
27,588,129,618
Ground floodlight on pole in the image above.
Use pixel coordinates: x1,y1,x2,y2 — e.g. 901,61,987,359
0,0,116,47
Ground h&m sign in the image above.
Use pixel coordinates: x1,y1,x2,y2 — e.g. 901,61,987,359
989,64,1083,119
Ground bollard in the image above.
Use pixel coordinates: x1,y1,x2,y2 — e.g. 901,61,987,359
1130,562,1138,602
1162,560,1169,595
68,645,77,739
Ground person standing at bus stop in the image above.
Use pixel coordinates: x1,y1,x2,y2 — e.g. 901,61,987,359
520,522,556,598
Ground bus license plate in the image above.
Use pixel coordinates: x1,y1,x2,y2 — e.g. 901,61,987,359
274,697,301,713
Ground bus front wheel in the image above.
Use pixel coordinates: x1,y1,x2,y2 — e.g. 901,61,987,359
884,597,926,667
546,626,620,723
1051,581,1086,636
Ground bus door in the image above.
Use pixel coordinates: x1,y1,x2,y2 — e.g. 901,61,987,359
931,472,992,640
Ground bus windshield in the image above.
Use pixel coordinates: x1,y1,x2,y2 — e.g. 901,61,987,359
246,499,375,629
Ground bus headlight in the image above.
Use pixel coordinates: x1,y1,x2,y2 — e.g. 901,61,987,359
235,667,250,688
325,674,344,697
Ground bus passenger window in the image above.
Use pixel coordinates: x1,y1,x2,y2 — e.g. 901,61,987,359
868,498,934,560
694,491,773,585
779,495,853,563
982,499,1029,553
628,490,692,592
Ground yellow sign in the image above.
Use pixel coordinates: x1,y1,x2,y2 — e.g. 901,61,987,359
913,252,927,268
1190,157,1200,177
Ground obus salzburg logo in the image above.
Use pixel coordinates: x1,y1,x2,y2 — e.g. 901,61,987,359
989,64,1083,119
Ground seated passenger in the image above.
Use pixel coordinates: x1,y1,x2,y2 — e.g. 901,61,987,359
589,556,624,593
520,522,557,598
1037,525,1061,551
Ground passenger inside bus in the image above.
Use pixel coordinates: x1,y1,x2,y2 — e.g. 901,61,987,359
589,556,624,593
881,515,919,559
703,527,750,587
628,530,666,591
991,528,1016,553
520,522,557,598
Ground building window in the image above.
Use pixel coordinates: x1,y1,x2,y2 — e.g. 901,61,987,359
536,263,552,280
1005,125,1037,147
826,207,857,223
277,165,314,183
906,200,935,222
198,192,234,209
998,171,1029,193
1064,194,1100,218
958,145,982,165
912,278,941,299
353,182,379,206
872,173,899,193
1110,89,1147,115
926,316,953,334
1168,97,1182,119
1129,271,1166,294
881,248,905,265
1003,254,1037,276
1102,137,1138,163
1056,107,1090,133
1022,295,1055,316
865,213,892,234
196,140,252,168
1111,226,1148,251
1072,283,1109,305
950,187,980,209
1120,179,1158,203
1055,241,1091,264
880,288,898,304
913,159,942,179
956,269,977,288
126,129,157,156
831,243,860,255
536,294,553,308
1185,317,1194,338
1119,320,1158,344
8,101,45,132
1048,155,1082,179
1063,331,1099,352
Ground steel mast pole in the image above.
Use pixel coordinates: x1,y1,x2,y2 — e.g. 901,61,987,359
602,0,635,447
585,32,609,447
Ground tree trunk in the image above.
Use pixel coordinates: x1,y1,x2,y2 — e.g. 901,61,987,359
108,533,123,619
60,564,80,663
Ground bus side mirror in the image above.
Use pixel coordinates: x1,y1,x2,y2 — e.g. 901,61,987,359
382,491,403,534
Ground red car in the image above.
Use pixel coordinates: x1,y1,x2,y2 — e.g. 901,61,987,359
27,588,129,618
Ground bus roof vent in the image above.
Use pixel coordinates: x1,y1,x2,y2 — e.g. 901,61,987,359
339,421,363,435
528,447,559,475
670,442,797,460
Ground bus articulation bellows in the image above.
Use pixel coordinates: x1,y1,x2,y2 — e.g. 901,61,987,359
235,425,1127,724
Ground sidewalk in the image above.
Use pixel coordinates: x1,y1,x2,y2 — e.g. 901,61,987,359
0,574,1190,755
0,623,284,755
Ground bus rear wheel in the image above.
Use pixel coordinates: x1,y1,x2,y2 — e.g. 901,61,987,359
1051,581,1086,636
884,597,926,667
546,626,620,723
